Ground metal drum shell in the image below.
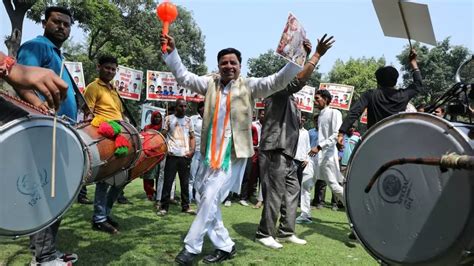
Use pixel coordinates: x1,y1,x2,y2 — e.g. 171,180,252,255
345,113,474,265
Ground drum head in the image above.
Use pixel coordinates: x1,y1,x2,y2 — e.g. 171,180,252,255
345,113,474,265
0,117,85,237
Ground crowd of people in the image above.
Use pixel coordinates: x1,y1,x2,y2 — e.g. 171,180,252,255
0,5,435,266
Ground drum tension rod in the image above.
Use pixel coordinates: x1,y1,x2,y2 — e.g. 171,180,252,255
365,153,474,193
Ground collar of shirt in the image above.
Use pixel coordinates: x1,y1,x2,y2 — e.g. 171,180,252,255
96,78,116,90
219,79,236,94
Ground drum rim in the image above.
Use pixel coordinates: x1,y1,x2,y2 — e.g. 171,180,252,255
344,112,474,264
0,116,86,237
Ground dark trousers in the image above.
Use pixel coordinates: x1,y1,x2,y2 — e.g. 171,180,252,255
29,220,61,263
78,186,88,199
239,158,253,200
294,159,305,185
244,151,260,200
256,150,300,239
160,155,191,211
312,180,327,206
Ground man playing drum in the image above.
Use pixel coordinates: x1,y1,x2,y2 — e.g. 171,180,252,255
16,6,80,266
83,55,127,235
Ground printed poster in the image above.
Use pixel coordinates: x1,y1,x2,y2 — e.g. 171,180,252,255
146,70,204,102
140,105,166,130
254,85,315,113
294,85,315,113
64,61,85,93
113,65,143,101
319,83,354,111
360,108,368,124
276,13,307,67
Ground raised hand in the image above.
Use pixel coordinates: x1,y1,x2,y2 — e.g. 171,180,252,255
160,34,176,54
315,34,335,57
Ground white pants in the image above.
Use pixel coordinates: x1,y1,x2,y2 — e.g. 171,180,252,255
184,158,247,254
318,156,344,203
299,158,316,218
189,152,202,202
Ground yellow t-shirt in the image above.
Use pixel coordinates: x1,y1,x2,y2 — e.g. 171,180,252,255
84,78,123,121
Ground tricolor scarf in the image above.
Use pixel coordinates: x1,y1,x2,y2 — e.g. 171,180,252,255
204,90,232,171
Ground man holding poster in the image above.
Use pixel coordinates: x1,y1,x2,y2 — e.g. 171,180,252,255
338,50,422,143
256,35,334,249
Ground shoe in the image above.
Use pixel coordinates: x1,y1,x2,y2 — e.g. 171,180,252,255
157,209,168,216
296,216,313,224
154,201,161,210
170,199,179,205
253,201,263,209
106,217,119,228
348,231,357,240
77,197,92,205
202,246,236,263
92,221,118,234
175,248,198,265
33,258,72,266
332,204,338,211
224,200,231,207
30,252,78,266
256,236,283,249
239,200,249,206
117,198,132,204
316,204,323,209
277,235,307,245
182,208,196,215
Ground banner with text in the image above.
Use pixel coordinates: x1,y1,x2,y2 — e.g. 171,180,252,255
113,65,143,101
319,83,354,111
64,61,85,93
146,70,204,102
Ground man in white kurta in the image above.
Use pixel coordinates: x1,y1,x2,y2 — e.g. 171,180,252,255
160,34,301,265
309,89,344,202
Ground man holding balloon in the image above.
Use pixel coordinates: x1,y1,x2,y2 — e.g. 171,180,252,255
159,6,302,263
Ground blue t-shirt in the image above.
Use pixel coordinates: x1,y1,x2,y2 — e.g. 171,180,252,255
308,128,318,148
17,36,78,121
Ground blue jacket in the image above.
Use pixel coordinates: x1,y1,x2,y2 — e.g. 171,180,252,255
17,35,78,120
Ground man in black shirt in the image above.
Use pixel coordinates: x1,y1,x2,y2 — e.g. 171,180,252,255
338,49,422,142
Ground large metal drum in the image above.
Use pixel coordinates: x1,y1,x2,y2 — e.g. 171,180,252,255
345,112,473,265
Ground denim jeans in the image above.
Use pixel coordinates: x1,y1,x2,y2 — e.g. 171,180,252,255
92,182,124,223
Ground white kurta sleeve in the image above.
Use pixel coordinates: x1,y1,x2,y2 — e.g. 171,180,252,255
319,109,343,151
163,49,211,95
246,62,302,99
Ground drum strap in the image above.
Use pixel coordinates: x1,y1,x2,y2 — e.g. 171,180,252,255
116,91,138,128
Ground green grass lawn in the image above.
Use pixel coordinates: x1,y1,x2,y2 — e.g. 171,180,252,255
0,180,377,265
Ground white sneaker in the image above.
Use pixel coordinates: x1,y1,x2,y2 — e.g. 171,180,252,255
239,200,249,206
277,235,307,245
256,236,283,249
224,200,232,207
32,258,72,266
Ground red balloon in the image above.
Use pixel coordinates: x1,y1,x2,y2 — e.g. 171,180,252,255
156,2,178,23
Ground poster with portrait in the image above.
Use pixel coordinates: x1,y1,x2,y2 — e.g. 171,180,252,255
145,70,204,102
140,104,166,130
275,13,307,67
64,61,85,93
318,83,354,111
113,65,143,101
294,85,315,113
254,98,265,109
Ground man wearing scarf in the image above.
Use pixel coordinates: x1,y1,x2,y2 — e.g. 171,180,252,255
160,33,302,265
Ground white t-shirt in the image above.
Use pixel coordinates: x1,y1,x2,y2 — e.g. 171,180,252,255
164,114,194,157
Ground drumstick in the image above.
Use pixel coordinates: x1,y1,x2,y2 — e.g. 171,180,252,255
51,60,65,197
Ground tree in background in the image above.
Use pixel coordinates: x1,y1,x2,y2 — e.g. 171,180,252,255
3,0,37,57
247,49,321,86
396,38,471,106
327,57,386,99
18,1,207,123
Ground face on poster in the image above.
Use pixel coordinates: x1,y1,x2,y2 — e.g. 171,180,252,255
319,83,354,111
64,61,85,93
294,85,315,113
141,105,166,130
146,70,204,102
113,65,143,101
275,13,307,68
